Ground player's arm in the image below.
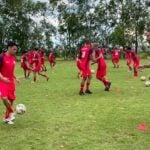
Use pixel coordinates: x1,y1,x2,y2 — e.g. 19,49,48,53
142,64,150,68
0,72,10,83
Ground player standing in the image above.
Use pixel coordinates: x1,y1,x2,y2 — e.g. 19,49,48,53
78,39,96,95
0,42,19,125
111,48,120,68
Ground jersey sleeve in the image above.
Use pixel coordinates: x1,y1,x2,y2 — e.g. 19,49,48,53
0,53,4,71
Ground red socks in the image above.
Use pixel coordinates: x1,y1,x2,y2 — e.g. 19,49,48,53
5,111,9,119
80,83,84,92
98,76,109,86
86,83,90,91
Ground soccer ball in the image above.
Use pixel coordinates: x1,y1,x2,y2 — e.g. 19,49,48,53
145,81,150,87
141,76,146,81
16,104,26,114
91,69,95,74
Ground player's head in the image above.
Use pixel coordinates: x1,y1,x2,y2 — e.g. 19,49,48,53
146,32,150,43
85,38,91,45
7,41,17,56
127,47,132,51
92,42,98,50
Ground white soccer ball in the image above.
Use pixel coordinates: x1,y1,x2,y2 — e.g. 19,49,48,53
16,104,26,114
141,76,146,81
145,81,150,87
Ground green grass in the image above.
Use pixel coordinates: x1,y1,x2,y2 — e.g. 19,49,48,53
0,60,150,150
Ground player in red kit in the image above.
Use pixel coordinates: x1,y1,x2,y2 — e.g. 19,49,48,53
49,51,56,69
21,53,30,79
124,47,133,71
78,39,97,95
92,44,111,91
31,49,49,83
111,48,120,68
131,50,140,77
0,42,19,125
39,49,47,72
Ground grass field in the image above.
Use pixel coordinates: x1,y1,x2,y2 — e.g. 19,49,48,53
0,60,150,150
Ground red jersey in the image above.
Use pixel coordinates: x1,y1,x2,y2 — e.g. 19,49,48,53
0,53,16,82
112,49,120,58
131,52,140,64
78,45,92,69
21,54,28,64
49,52,54,60
95,49,106,70
125,50,132,60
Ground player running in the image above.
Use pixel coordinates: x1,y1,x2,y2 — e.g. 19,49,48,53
0,42,19,125
131,50,140,78
124,47,133,71
21,52,30,79
92,44,111,91
111,48,120,68
31,49,49,83
39,48,47,72
49,51,56,69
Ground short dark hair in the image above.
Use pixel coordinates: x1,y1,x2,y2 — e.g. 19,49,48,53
7,42,17,49
127,47,131,50
85,38,91,44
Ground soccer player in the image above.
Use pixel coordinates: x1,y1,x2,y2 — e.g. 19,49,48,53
39,48,47,72
111,48,120,68
21,53,30,79
92,44,111,91
131,50,140,77
0,42,19,125
78,39,97,95
49,51,56,69
124,47,133,71
31,49,49,83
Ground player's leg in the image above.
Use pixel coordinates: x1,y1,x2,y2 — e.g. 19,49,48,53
33,72,37,82
127,60,132,71
2,98,14,124
79,77,87,95
38,71,49,81
85,74,92,94
134,65,138,77
96,73,111,91
112,60,116,68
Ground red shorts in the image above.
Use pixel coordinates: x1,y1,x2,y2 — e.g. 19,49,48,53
0,81,16,101
96,63,107,79
49,59,55,64
33,63,42,72
112,57,119,63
